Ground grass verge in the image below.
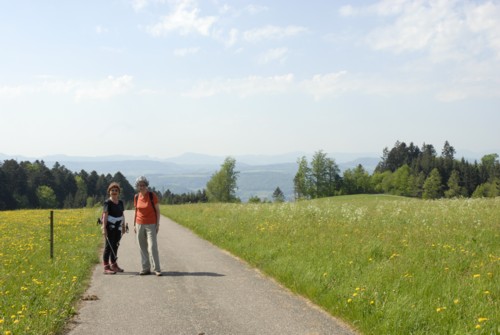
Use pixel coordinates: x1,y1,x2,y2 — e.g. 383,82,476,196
0,209,101,335
162,195,499,335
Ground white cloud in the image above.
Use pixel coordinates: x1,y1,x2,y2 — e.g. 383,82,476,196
243,25,308,42
258,48,288,64
173,47,200,56
131,0,166,11
0,76,134,101
339,5,356,17
75,75,133,101
183,74,294,98
146,0,217,36
95,25,109,34
466,1,500,58
301,71,350,100
244,4,269,15
364,0,500,61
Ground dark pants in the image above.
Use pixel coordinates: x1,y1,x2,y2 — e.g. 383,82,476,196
103,228,122,264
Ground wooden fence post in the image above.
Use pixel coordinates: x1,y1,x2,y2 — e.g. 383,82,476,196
50,210,54,259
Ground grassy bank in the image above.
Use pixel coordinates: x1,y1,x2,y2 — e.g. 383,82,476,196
163,195,499,334
0,209,101,335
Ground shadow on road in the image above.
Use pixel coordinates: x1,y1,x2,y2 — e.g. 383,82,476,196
163,271,225,277
112,271,225,277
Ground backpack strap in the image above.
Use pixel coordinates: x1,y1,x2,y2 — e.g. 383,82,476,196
133,194,138,228
149,191,157,222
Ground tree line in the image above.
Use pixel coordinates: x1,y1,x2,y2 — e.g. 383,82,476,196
0,160,137,210
1,140,498,210
294,141,500,200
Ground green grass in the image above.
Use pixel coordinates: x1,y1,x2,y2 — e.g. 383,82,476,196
162,195,499,335
0,209,102,335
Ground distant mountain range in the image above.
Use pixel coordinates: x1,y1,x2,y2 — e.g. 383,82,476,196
0,150,492,201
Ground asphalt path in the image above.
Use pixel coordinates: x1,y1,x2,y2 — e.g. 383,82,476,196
66,210,357,335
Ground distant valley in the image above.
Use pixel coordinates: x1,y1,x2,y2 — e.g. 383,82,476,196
1,152,380,201
1,150,489,201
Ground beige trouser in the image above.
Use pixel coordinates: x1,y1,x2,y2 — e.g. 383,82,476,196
136,223,161,272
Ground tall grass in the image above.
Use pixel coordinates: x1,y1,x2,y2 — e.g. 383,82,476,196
0,209,101,335
163,195,499,335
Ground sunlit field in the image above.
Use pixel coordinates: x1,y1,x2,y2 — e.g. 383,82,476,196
163,196,499,335
0,209,101,335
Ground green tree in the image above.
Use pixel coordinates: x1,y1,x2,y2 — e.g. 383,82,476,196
206,157,240,202
422,168,442,199
392,165,412,196
248,195,262,203
444,170,466,198
293,156,310,200
272,187,285,203
310,150,340,198
36,185,58,208
342,164,372,194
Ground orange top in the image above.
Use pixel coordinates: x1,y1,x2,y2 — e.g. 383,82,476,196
135,192,158,224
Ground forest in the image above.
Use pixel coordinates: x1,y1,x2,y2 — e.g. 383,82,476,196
294,141,500,200
0,140,498,210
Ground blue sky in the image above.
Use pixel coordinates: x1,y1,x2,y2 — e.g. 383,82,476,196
1,0,499,160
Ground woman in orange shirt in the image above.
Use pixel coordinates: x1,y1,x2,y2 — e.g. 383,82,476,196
133,176,162,276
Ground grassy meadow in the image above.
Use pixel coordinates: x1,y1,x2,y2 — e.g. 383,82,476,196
162,195,499,335
0,209,101,335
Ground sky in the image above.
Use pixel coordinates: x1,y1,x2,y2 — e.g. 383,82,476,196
1,0,499,160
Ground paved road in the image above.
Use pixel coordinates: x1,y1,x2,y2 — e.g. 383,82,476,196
66,210,357,335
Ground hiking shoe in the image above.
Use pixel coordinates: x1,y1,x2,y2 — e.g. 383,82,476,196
139,270,151,275
155,271,162,276
104,265,116,275
111,263,124,273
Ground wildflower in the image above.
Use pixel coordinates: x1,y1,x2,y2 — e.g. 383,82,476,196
453,299,459,304
370,301,375,305
475,324,481,329
436,307,446,313
478,317,488,323
347,298,352,303
473,274,480,278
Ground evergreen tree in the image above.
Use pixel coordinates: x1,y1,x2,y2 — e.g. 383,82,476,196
272,187,285,203
444,170,466,198
422,168,442,199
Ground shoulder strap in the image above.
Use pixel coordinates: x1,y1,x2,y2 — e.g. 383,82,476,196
133,194,138,225
149,192,157,221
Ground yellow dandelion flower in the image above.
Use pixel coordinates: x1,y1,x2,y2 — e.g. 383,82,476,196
478,317,488,323
483,291,490,295
436,307,446,313
13,320,19,324
370,301,375,305
347,298,352,303
0,319,3,324
453,299,459,304
473,274,481,278
475,324,481,329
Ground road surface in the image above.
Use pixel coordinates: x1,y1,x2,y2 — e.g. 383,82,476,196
66,210,357,335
